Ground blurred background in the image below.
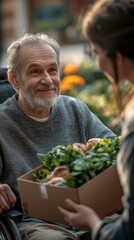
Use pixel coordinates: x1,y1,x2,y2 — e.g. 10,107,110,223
0,0,123,135
0,0,90,66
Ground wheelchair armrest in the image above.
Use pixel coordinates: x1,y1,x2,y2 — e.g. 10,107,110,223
2,209,23,222
0,211,22,240
0,80,16,103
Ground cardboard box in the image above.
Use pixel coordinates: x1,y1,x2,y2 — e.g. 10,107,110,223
17,164,123,225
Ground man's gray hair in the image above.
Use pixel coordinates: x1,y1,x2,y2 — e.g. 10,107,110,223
7,33,60,76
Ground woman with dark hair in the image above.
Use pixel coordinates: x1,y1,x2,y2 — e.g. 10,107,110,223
58,0,134,239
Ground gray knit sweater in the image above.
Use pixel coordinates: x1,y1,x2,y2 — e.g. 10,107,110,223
0,94,115,207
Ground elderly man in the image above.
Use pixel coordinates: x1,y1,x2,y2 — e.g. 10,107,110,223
0,33,116,240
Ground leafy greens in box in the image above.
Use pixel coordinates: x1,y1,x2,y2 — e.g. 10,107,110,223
35,137,121,188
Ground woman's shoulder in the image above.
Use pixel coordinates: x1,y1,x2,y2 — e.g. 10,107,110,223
122,97,134,138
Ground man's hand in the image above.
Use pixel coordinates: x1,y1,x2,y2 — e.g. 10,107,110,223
58,199,101,231
0,184,16,212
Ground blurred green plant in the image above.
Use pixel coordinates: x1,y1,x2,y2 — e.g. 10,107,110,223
60,63,122,135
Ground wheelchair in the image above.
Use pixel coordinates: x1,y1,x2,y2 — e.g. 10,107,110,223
0,68,16,103
0,211,22,240
0,68,21,239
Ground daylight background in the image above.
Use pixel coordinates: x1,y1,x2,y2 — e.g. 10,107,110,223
0,0,122,135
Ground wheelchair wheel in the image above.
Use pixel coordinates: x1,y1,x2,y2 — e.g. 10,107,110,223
0,214,22,240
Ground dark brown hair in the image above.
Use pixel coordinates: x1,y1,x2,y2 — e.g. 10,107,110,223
82,0,134,115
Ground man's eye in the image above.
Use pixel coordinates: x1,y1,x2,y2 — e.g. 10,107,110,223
48,68,58,74
31,69,41,75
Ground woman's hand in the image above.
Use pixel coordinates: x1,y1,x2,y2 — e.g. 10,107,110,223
0,184,16,212
58,199,101,231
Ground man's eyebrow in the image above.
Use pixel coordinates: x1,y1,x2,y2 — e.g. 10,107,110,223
26,63,40,71
49,62,58,67
26,62,58,71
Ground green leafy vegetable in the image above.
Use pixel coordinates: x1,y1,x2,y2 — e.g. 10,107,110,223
35,137,121,188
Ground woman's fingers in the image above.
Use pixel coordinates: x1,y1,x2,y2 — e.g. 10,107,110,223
58,198,101,231
65,199,80,211
58,205,70,218
58,205,75,226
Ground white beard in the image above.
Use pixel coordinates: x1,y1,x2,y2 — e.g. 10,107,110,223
20,84,58,111
28,95,58,111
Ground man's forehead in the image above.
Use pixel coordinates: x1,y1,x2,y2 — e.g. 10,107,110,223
20,45,57,62
27,62,58,69
20,43,55,54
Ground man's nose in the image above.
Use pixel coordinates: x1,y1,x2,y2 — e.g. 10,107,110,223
40,73,52,84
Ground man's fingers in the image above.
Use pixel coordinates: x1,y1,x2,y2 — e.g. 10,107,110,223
0,184,16,210
7,189,16,206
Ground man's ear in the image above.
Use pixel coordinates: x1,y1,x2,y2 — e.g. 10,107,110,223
8,72,20,91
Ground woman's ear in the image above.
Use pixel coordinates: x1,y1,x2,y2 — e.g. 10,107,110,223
116,52,124,67
115,52,126,80
8,72,20,91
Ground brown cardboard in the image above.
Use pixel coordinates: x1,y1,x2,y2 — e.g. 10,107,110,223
17,164,123,225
